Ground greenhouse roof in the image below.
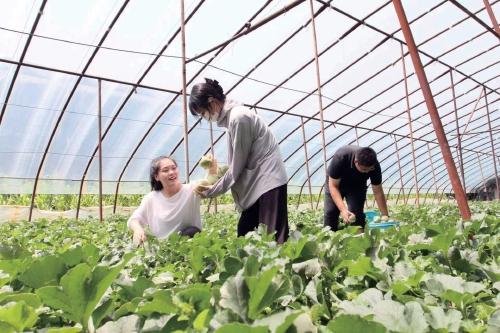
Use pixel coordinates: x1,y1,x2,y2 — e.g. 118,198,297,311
0,0,498,201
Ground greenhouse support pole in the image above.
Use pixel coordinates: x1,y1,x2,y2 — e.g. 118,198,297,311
308,0,328,177
180,0,190,183
393,0,471,219
483,87,500,199
316,185,324,210
461,88,484,136
476,152,487,194
483,0,500,36
425,143,438,205
393,136,406,205
209,121,217,212
301,117,314,210
98,80,103,222
450,71,466,189
400,43,420,207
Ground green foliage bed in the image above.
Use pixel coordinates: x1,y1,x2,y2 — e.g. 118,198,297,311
0,202,498,332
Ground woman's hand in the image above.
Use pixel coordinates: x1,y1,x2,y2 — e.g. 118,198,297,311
194,182,212,197
132,227,146,247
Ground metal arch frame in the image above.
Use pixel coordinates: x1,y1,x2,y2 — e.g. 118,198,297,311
289,93,499,200
483,0,500,36
0,1,498,209
449,0,500,38
0,0,48,126
284,72,497,185
421,142,500,198
111,0,274,212
385,116,500,197
73,0,207,219
27,0,131,221
181,0,450,176
432,150,498,197
173,0,339,174
384,112,500,191
317,0,499,94
269,14,497,157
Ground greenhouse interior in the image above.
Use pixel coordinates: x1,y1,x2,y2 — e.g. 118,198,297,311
0,0,499,332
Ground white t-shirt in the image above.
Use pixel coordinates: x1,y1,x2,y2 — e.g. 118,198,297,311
127,184,202,239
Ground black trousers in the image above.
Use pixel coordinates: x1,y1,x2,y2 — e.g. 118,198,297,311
324,189,366,231
238,184,289,244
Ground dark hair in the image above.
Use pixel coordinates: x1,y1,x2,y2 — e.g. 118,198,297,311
189,78,225,116
150,156,177,191
355,147,378,167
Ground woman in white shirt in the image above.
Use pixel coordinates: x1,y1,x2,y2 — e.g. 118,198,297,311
128,156,211,246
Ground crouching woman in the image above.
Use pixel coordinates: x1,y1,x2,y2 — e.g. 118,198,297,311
128,156,204,246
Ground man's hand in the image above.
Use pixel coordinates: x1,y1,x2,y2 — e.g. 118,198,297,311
194,182,212,197
132,228,146,247
341,209,356,224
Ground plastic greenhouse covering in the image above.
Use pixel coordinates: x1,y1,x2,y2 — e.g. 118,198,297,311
0,0,498,203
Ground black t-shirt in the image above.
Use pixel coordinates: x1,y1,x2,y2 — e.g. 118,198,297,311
325,145,382,193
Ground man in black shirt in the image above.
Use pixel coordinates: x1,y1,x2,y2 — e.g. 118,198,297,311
324,145,389,231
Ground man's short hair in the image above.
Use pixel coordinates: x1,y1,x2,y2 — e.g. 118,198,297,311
355,147,378,167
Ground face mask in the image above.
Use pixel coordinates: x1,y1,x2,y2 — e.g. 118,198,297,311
201,109,219,122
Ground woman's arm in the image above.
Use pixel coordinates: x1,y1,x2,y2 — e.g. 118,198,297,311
129,218,146,247
204,114,252,197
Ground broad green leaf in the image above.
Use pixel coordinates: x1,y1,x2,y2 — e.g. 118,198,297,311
176,284,211,312
19,255,66,288
0,301,38,332
425,306,462,332
338,288,383,317
0,244,30,260
486,310,500,333
37,264,90,322
430,228,456,252
215,323,268,333
0,322,14,333
142,314,173,332
292,258,321,278
253,309,302,333
95,314,141,333
440,290,476,310
426,274,485,295
334,256,379,278
60,244,99,267
224,256,243,275
45,327,82,333
37,258,128,330
0,292,41,308
219,272,249,321
84,258,130,326
92,298,116,328
0,270,9,287
117,276,154,300
137,290,176,316
190,246,204,276
193,308,211,330
114,298,142,318
246,267,289,320
0,259,29,281
328,314,387,333
244,255,259,277
373,300,428,333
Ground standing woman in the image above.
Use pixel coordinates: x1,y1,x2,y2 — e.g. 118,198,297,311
190,79,289,243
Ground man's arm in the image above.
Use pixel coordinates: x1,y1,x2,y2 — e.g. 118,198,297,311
372,184,389,217
328,177,355,223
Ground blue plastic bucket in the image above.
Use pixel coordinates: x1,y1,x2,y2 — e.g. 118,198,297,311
364,210,400,229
